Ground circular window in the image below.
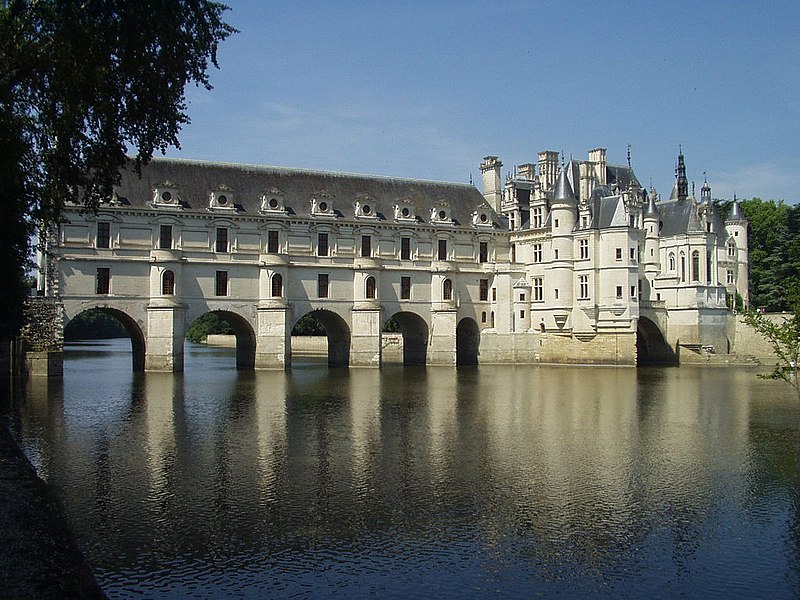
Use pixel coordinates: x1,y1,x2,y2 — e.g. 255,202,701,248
319,201,328,212
161,191,172,202
218,194,228,206
438,210,447,220
268,198,279,209
401,207,411,218
362,204,371,215
480,213,488,223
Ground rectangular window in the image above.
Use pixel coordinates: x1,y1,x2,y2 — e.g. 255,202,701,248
554,218,559,228
159,225,172,250
215,227,228,253
579,239,589,259
630,247,636,261
479,279,488,301
479,242,488,263
96,222,110,249
533,244,542,263
727,270,734,285
554,248,559,259
401,276,411,300
533,277,543,301
318,233,329,257
361,235,371,258
401,237,411,260
215,270,228,296
533,207,543,229
318,274,329,298
520,310,525,319
616,285,623,299
438,239,447,261
631,285,637,298
579,275,589,300
267,230,279,253
492,288,497,302
519,293,525,302
554,288,559,300
96,267,110,294
615,247,622,261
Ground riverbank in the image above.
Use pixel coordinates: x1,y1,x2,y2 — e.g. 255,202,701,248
0,419,106,599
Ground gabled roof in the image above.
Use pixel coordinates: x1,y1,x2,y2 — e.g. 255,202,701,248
112,157,501,228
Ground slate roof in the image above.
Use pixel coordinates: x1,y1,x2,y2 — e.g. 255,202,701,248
113,157,499,228
655,198,725,236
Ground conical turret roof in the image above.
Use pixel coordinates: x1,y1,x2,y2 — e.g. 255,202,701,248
552,164,576,206
644,193,659,218
727,200,745,221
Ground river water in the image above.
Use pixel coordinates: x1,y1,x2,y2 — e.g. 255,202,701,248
6,339,800,599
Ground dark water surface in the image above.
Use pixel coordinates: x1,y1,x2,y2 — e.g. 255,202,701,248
7,339,800,599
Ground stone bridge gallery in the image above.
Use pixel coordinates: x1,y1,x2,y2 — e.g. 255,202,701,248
31,147,748,373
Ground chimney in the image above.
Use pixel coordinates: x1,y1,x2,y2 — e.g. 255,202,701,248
588,147,606,185
538,150,559,190
480,156,503,212
579,162,595,202
517,163,535,180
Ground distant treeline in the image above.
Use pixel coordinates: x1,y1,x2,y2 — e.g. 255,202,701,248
64,310,127,340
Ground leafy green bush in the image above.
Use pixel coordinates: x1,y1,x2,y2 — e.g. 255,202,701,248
186,312,233,343
64,309,128,340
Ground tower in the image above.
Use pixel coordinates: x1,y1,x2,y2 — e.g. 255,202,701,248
479,156,503,213
725,197,749,308
675,147,689,201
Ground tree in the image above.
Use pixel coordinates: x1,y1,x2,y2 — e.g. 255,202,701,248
186,312,232,343
742,310,800,396
0,0,235,340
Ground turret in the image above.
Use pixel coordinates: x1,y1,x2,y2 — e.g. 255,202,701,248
700,174,711,204
642,192,661,285
480,156,503,213
550,165,577,313
725,196,749,308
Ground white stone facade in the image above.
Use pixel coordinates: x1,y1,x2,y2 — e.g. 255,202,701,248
39,149,747,371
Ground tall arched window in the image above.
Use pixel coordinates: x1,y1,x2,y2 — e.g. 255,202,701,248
691,250,700,282
271,273,283,297
365,276,376,299
443,278,453,301
162,270,175,295
680,252,686,282
669,252,675,271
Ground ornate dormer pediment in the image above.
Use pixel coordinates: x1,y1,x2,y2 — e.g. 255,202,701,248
152,180,182,209
354,194,378,220
394,197,416,223
513,277,531,289
260,186,286,214
208,184,236,212
430,200,453,225
311,189,336,218
471,203,494,229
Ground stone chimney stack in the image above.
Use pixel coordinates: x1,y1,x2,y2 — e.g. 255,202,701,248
579,162,595,202
517,163,536,180
538,150,559,190
480,156,503,212
588,147,607,185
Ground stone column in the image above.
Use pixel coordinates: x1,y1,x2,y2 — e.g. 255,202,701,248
350,303,381,367
428,308,457,365
255,301,291,369
145,300,186,372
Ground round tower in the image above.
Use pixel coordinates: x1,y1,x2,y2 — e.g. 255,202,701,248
725,198,749,308
642,192,661,300
550,165,577,311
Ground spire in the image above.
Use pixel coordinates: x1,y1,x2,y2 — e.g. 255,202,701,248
553,163,577,205
676,147,688,201
644,192,659,218
727,197,745,221
700,171,711,204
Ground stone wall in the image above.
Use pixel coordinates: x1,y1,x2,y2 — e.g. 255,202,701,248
731,312,782,361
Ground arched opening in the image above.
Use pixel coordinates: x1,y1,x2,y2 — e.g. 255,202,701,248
456,317,480,366
64,307,146,372
291,309,350,367
442,278,453,301
691,250,700,282
162,270,175,295
365,276,376,299
383,312,428,365
271,273,283,297
186,311,256,370
636,316,678,365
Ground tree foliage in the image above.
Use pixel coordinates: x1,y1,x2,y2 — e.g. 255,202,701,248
742,310,800,395
64,309,127,340
291,313,326,336
186,312,233,343
0,0,235,339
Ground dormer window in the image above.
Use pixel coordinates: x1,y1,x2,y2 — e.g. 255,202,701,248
311,191,336,218
209,185,236,212
354,196,378,220
430,202,452,225
152,181,182,209
394,199,416,223
260,188,286,214
471,205,494,228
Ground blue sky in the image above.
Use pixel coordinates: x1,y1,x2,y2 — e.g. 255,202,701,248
167,0,800,203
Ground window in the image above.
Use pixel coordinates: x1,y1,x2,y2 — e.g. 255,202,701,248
318,233,329,257
680,253,686,282
728,241,736,257
437,239,447,261
706,251,712,283
533,207,543,228
159,225,172,250
615,247,622,261
479,279,488,301
519,293,526,302
554,288,559,299
162,270,175,295
361,235,371,257
443,278,453,301
267,230,279,254
490,312,495,327
215,227,228,252
533,244,543,263
616,285,623,299
520,310,525,319
554,218,559,228
630,248,636,261
401,276,411,300
479,242,488,263
669,252,676,271
533,277,543,301
691,250,700,282
96,267,110,294
727,270,735,285
554,249,559,259
318,274,329,298
272,273,283,297
215,271,228,296
492,288,496,301
631,286,637,298
579,275,589,300
481,311,487,323
579,239,589,259
365,276,376,299
511,244,516,262
96,222,110,248
401,237,411,260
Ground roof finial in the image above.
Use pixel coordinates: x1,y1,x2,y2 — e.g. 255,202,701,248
560,150,565,168
627,144,632,169
469,172,473,185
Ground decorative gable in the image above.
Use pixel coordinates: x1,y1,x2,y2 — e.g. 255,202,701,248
430,200,453,225
393,198,416,223
260,187,286,214
311,190,336,218
354,194,378,220
151,180,182,209
471,203,494,229
208,184,236,212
